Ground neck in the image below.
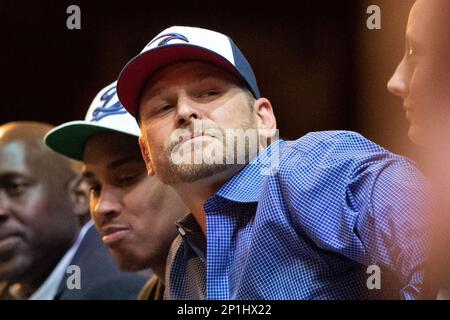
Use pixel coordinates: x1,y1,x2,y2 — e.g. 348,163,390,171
172,165,244,235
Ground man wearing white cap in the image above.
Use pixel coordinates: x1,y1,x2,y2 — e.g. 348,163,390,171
117,26,430,299
45,82,188,299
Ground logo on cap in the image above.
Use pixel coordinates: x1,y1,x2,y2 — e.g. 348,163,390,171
91,87,127,121
147,33,189,48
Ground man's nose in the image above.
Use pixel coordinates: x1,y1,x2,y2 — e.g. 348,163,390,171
92,186,121,221
176,96,201,127
387,59,409,98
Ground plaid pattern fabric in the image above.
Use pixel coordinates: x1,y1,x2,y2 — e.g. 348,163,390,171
165,131,430,300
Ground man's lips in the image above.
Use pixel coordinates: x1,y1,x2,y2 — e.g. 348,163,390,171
100,226,130,246
178,131,215,144
172,132,217,154
0,233,23,258
0,231,23,241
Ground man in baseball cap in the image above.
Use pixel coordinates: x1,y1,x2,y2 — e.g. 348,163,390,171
117,25,260,119
0,121,145,300
45,82,188,299
117,26,430,299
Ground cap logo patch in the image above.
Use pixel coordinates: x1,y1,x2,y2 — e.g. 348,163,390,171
91,87,127,121
147,33,189,48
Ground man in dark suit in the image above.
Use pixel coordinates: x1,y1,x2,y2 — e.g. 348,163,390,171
55,220,147,300
0,121,146,299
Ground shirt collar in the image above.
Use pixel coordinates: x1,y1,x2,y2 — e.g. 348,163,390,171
214,139,285,204
175,213,206,262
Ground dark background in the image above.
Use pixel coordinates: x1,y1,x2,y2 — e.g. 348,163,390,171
0,0,416,157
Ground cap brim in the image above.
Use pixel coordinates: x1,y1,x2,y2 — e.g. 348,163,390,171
117,44,243,117
44,121,138,161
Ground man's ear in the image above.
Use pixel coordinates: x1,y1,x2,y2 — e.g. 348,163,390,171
67,175,90,217
138,136,155,176
254,98,278,143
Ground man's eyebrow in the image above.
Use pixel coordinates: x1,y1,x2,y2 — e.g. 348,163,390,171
107,156,142,170
0,172,26,180
82,156,141,178
146,74,222,98
146,87,162,99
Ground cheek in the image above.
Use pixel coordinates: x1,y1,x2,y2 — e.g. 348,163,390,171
408,61,450,144
409,67,434,122
409,68,426,104
143,187,169,225
89,198,101,226
208,102,252,128
410,58,443,105
15,198,66,252
14,191,52,230
143,124,171,153
122,182,160,227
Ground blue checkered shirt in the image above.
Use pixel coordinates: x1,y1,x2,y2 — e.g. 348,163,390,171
164,131,430,300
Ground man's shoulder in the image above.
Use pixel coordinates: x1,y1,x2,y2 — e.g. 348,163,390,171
278,130,396,166
285,130,385,155
274,130,415,184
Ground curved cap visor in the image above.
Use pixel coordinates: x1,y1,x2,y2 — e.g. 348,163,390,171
45,121,138,161
117,44,245,117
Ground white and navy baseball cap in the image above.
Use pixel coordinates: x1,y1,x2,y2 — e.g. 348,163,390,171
44,81,140,161
117,25,261,118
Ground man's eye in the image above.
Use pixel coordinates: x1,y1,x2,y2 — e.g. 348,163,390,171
406,44,419,60
200,91,218,98
6,183,28,196
119,174,140,186
157,105,174,114
89,185,101,197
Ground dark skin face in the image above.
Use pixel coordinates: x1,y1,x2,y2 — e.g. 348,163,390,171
0,123,83,295
83,132,187,278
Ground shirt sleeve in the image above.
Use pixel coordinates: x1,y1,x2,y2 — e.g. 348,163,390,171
283,131,431,299
353,157,430,299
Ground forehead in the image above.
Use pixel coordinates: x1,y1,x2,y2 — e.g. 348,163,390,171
407,1,430,38
83,132,142,166
142,61,240,96
0,141,32,175
407,0,449,45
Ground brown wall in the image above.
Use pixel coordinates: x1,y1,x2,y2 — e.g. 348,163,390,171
0,0,417,158
355,0,416,157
